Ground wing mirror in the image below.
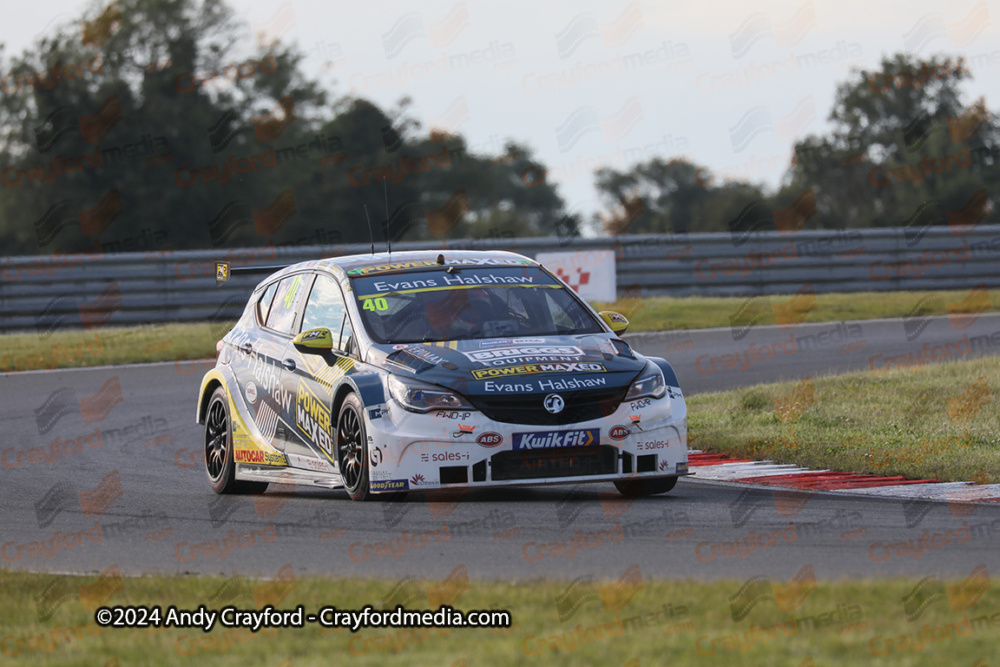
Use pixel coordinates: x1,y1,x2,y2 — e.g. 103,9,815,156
292,327,333,352
598,311,629,334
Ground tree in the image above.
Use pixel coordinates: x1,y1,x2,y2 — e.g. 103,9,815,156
590,157,771,235
0,0,571,256
777,53,1000,232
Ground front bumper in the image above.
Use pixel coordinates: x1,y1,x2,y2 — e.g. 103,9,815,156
363,391,688,493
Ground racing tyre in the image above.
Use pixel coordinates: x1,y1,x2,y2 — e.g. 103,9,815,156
338,393,372,501
614,476,678,498
204,387,269,495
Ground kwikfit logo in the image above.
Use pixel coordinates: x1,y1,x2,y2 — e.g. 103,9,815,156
513,429,597,450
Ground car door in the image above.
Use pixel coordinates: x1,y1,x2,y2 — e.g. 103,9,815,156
279,271,354,470
228,279,277,411
249,272,312,453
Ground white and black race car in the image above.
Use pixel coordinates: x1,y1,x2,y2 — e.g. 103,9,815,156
196,250,688,500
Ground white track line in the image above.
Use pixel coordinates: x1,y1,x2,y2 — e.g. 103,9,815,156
688,451,1000,503
693,464,816,480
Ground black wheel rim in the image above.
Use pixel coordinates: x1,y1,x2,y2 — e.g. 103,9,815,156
338,405,364,491
205,398,228,481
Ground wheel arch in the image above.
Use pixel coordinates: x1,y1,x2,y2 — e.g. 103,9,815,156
332,371,386,418
646,356,680,388
332,382,355,423
196,369,229,424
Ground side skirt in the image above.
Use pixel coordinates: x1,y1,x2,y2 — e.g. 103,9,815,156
236,464,345,489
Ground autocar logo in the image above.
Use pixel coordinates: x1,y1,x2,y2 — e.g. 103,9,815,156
609,425,630,440
476,432,503,447
543,394,565,414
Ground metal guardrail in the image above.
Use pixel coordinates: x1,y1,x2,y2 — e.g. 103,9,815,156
1,225,999,332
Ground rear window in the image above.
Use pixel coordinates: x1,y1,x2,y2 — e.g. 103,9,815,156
349,266,603,344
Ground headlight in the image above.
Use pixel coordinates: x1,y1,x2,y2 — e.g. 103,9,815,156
624,362,666,402
387,374,474,413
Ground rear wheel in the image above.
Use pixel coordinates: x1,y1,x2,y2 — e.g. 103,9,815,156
204,387,268,495
614,476,678,498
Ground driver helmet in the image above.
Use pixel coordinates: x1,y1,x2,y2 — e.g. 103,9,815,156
453,288,492,331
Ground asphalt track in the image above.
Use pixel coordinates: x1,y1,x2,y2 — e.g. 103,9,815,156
2,313,1000,580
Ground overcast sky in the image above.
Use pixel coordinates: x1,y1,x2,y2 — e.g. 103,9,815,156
5,0,999,218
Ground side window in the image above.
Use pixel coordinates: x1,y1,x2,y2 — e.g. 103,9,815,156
341,315,356,356
301,274,347,345
256,282,278,325
265,274,308,334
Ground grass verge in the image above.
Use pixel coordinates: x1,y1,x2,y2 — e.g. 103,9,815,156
0,322,232,373
595,287,1000,334
688,355,1000,484
1,569,997,665
3,288,998,373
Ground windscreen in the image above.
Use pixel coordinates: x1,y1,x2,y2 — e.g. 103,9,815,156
349,266,604,344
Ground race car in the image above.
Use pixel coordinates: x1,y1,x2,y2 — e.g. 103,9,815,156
195,250,689,500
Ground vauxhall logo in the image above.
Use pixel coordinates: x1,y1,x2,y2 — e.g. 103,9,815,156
544,393,565,414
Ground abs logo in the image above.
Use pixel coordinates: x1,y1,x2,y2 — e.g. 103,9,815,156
476,432,503,447
609,425,630,440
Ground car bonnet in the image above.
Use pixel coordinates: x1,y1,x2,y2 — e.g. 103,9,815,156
367,334,646,398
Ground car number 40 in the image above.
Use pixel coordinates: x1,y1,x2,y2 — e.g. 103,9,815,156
363,298,388,311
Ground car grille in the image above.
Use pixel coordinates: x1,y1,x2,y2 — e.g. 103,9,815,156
469,386,629,425
491,446,619,481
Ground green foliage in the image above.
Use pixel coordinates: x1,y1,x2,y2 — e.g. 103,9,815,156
589,157,770,235
592,52,1000,236
779,53,1000,231
0,0,571,256
2,569,1000,665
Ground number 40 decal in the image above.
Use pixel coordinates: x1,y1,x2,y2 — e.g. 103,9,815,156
363,297,388,312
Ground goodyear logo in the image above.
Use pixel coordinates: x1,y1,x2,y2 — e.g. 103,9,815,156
234,449,287,466
371,479,409,492
471,362,605,380
296,380,333,456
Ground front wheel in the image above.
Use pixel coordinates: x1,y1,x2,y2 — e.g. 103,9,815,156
337,393,371,501
204,387,268,495
614,476,678,498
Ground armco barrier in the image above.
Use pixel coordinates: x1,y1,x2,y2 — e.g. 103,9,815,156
1,225,999,332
